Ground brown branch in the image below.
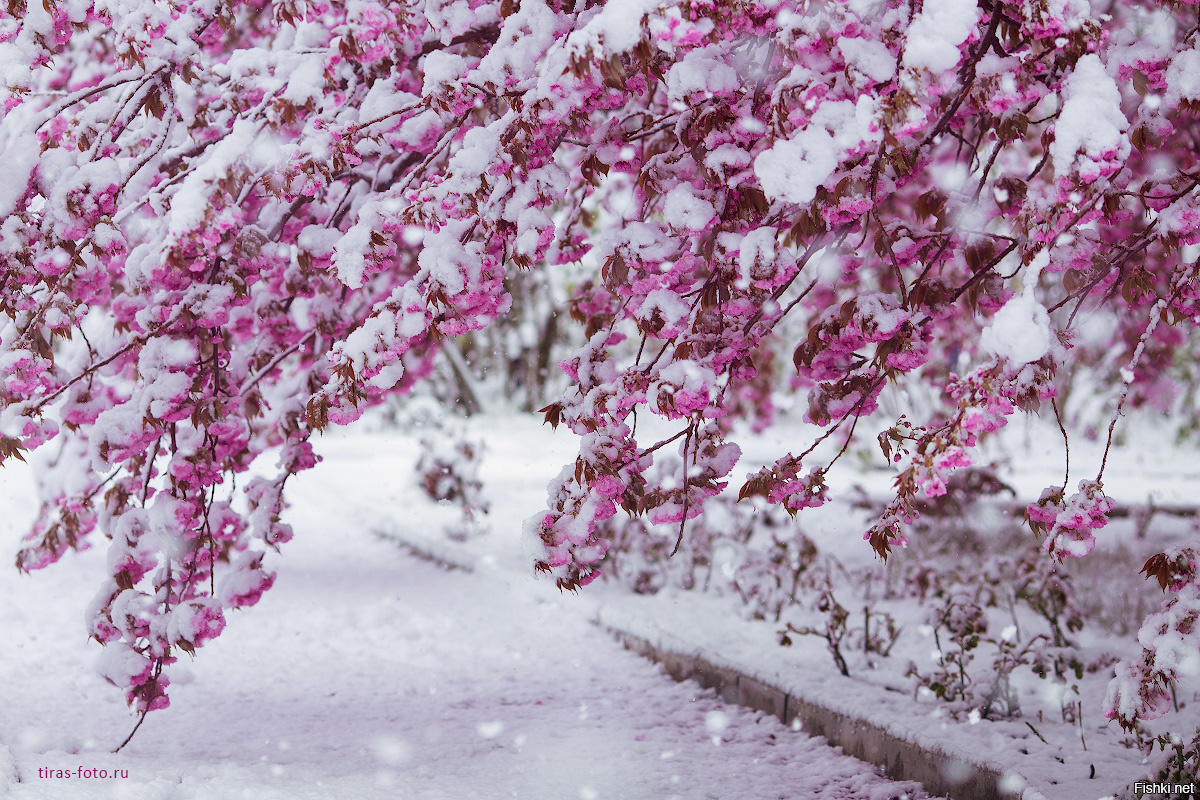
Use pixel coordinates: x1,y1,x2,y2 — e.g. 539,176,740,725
30,315,179,413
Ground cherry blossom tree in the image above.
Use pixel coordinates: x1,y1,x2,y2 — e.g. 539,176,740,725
3,0,1200,739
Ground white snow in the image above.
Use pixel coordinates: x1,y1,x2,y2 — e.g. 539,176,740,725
566,0,660,58
980,251,1052,364
1051,54,1129,178
979,292,1052,365
902,0,979,74
736,227,777,284
167,119,261,239
704,143,752,180
359,83,418,125
281,54,326,106
665,46,739,102
638,288,691,335
1165,47,1200,107
422,50,466,94
0,128,37,218
297,224,342,256
754,128,839,205
332,202,382,289
839,37,897,83
754,97,882,205
661,185,715,231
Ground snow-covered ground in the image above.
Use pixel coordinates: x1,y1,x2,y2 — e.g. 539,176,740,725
0,421,936,800
3,403,1197,800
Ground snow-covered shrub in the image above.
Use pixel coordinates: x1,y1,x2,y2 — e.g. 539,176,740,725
1004,551,1085,649
780,579,900,677
731,522,820,622
906,592,988,715
1146,729,1200,795
980,633,1041,720
416,431,490,541
780,586,852,678
1106,548,1200,731
598,468,816,608
5,0,1200,737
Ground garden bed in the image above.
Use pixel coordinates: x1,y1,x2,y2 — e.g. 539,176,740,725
358,410,1200,800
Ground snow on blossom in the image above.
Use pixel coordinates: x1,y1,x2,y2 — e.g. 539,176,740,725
980,252,1052,365
754,128,835,205
838,37,896,83
754,97,882,205
1028,479,1115,559
166,601,227,649
661,185,715,231
359,82,417,124
735,227,777,285
1104,656,1173,729
1023,0,1093,38
654,360,718,418
639,289,691,337
855,292,911,338
217,555,276,608
281,53,327,106
167,119,262,240
980,293,1052,364
1051,54,1129,182
96,642,154,690
423,51,466,95
424,0,499,45
0,128,36,218
666,45,739,103
333,202,384,289
1106,582,1200,729
1165,47,1200,107
298,225,342,257
902,0,979,74
704,144,752,181
567,0,663,57
136,338,198,420
1138,585,1200,678
474,0,567,90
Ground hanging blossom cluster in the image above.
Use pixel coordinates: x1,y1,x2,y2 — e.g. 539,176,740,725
3,0,1200,734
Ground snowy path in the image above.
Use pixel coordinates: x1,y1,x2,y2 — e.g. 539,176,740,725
1,457,935,800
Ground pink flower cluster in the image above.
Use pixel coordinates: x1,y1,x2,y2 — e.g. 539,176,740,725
1027,480,1116,560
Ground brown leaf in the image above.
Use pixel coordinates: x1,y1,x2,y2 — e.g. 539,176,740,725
538,402,563,429
602,252,628,292
1140,553,1173,592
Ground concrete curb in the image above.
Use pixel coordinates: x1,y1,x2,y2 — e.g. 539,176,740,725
599,622,1027,800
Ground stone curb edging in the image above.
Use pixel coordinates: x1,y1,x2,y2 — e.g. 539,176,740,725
598,621,1030,800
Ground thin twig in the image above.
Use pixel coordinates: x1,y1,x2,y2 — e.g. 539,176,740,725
1052,397,1070,489
670,423,694,557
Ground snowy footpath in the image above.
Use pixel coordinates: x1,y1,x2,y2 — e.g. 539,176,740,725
0,441,935,800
